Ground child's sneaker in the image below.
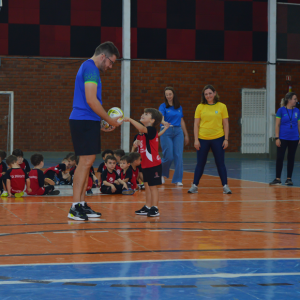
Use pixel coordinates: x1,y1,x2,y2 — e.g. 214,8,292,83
68,204,88,221
49,190,60,195
1,191,8,197
223,184,232,194
285,179,293,186
147,206,160,217
82,202,101,218
15,191,24,198
138,183,145,190
135,205,150,215
122,189,135,195
188,184,198,193
269,179,281,185
86,189,93,195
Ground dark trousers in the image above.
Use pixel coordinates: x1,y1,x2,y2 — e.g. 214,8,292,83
193,136,228,186
276,139,299,178
44,185,55,195
101,184,123,194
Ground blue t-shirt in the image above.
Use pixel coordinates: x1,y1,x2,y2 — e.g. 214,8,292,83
276,106,300,140
69,59,102,121
158,103,183,127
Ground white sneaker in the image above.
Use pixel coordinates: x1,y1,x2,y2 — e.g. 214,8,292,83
223,184,232,194
176,182,183,186
161,176,165,184
188,184,198,193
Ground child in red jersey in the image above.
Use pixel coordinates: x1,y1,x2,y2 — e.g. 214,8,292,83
124,108,163,217
0,150,7,195
44,161,68,184
12,149,31,173
100,155,128,194
27,154,60,196
96,149,114,183
114,149,125,176
120,155,135,195
128,152,142,191
2,155,31,198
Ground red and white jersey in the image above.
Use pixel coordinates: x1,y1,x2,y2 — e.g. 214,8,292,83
6,168,28,193
138,126,161,169
115,164,122,176
27,169,45,195
130,166,139,190
100,169,119,191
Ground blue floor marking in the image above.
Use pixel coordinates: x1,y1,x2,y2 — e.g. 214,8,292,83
1,259,300,299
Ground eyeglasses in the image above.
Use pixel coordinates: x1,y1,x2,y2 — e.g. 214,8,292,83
105,55,114,65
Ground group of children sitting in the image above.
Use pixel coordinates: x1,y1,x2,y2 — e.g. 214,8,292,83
0,148,143,198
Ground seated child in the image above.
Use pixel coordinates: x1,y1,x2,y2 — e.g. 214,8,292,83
120,155,135,195
2,155,32,198
44,161,68,184
0,150,7,194
124,108,163,217
27,154,60,195
100,155,128,194
128,152,142,191
12,149,31,173
97,149,114,183
114,149,125,176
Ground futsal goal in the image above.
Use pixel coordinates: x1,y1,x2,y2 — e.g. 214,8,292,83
0,91,14,154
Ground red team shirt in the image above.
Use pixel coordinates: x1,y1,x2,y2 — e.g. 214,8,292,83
137,127,161,169
27,169,46,195
100,169,119,192
115,164,122,176
6,168,28,194
130,166,139,190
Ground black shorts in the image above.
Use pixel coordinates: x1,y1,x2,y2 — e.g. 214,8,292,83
142,164,162,186
69,119,101,156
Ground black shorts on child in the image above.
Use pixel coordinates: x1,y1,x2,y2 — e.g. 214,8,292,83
142,164,162,186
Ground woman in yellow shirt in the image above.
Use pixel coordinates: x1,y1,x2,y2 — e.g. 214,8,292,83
188,85,232,194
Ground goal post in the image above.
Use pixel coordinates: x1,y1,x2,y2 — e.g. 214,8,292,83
0,91,14,154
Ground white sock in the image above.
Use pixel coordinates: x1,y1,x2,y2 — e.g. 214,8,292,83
81,201,85,206
72,202,80,208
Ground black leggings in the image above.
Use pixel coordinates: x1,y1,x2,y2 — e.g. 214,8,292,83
101,184,123,194
276,139,299,179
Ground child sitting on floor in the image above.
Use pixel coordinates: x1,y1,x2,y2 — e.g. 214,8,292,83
12,149,31,173
27,154,60,195
2,155,31,198
120,155,135,195
0,150,7,194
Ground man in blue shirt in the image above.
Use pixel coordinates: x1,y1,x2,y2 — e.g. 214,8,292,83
68,42,121,221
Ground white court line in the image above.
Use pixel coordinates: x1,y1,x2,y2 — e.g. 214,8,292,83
149,230,172,232
181,230,203,232
118,230,141,233
2,199,300,205
26,232,44,235
1,257,300,267
1,272,300,285
240,229,263,231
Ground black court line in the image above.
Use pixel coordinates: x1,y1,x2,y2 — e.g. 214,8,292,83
2,247,300,258
1,228,300,238
111,284,146,288
258,283,293,286
211,284,247,287
1,221,300,227
161,285,197,288
63,282,97,286
0,276,12,280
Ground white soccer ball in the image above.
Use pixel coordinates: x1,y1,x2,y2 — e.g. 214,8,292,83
101,107,124,128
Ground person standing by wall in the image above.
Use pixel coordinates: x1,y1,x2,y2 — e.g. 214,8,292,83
270,92,300,186
188,85,231,194
159,87,189,186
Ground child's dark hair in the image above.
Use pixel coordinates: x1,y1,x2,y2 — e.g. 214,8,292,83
31,154,44,166
120,155,130,163
6,155,17,166
69,155,76,161
128,152,141,163
114,149,125,157
12,148,23,157
102,149,114,158
64,152,75,160
105,155,117,163
144,108,163,127
0,150,6,160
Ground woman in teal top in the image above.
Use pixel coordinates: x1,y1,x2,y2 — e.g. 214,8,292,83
159,87,189,186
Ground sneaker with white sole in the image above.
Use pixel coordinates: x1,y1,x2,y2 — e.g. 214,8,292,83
1,191,8,197
122,189,135,195
269,178,282,185
147,206,160,217
68,204,88,221
223,184,232,194
188,184,198,193
176,182,183,186
82,202,101,218
15,191,24,198
135,205,150,215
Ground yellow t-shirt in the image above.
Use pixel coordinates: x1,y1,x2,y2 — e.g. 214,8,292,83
194,102,229,140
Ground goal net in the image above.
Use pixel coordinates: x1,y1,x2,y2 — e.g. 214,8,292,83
0,92,14,155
